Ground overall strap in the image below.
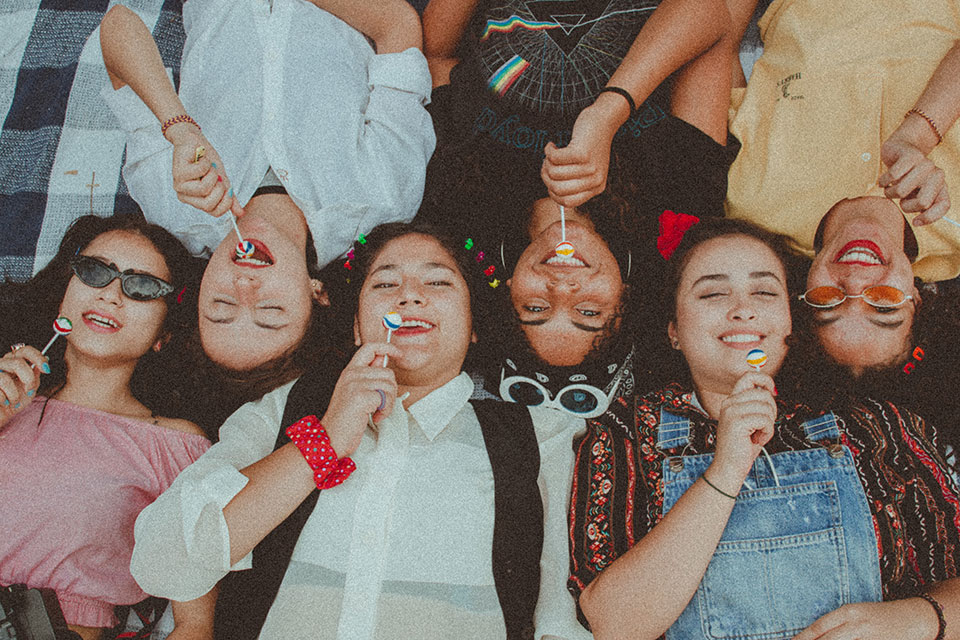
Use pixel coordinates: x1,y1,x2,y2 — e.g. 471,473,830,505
801,412,841,443
471,399,543,640
214,366,340,640
656,408,692,451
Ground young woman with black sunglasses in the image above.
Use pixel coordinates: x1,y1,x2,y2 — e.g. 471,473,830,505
0,215,214,640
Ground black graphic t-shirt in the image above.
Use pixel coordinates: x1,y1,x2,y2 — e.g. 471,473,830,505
449,0,667,143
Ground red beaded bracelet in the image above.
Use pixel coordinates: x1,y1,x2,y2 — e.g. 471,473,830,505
286,415,356,490
160,114,201,137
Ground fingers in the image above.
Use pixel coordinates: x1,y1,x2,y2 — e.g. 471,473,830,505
731,371,776,396
543,141,588,165
0,352,44,408
351,342,403,368
172,144,210,185
913,187,951,226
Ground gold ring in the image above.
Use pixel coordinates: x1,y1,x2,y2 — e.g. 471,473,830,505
193,146,206,163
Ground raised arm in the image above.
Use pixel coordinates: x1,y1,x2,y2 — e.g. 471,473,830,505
880,40,960,226
578,374,776,640
305,0,423,53
167,587,218,640
99,5,237,219
541,0,733,207
422,0,481,86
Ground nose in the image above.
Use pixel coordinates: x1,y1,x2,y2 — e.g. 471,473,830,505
396,279,425,307
97,278,124,306
545,277,581,295
233,273,262,306
728,295,757,321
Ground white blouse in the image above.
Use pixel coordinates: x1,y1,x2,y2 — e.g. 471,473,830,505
131,373,592,640
103,0,435,267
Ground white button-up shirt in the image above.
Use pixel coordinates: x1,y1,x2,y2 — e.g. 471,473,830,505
104,0,435,267
131,373,592,640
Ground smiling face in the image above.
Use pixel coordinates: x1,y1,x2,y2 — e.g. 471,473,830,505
669,234,792,395
198,193,315,371
355,233,473,389
508,205,624,366
807,197,919,374
59,230,170,364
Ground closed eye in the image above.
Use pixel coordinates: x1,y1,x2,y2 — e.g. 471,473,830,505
698,292,726,300
428,280,453,286
753,290,780,297
372,282,398,289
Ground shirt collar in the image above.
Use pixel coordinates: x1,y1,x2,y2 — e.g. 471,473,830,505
405,372,475,441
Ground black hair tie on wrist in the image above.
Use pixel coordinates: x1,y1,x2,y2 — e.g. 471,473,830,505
917,593,946,640
598,86,637,117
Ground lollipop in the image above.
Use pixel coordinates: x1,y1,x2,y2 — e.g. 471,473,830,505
555,204,576,258
746,348,767,371
381,312,402,367
236,240,255,259
41,317,72,355
555,241,575,257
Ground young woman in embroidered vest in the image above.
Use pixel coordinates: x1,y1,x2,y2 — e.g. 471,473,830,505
0,215,213,640
130,222,590,640
97,0,433,373
568,218,960,640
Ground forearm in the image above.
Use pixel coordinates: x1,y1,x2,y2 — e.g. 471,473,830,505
169,586,219,640
222,442,315,565
579,465,739,640
305,0,423,53
423,0,478,59
99,5,186,122
894,41,960,155
927,578,960,640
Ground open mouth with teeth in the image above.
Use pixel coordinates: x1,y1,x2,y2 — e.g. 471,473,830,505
83,311,121,332
542,250,589,268
834,240,885,266
232,239,275,268
719,333,763,349
393,317,436,336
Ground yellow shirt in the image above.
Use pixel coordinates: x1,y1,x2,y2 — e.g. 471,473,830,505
727,0,960,281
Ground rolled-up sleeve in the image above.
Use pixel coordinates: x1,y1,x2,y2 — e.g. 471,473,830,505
130,381,296,601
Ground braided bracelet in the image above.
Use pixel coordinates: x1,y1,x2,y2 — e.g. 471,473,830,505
160,114,201,137
286,415,356,490
916,593,946,640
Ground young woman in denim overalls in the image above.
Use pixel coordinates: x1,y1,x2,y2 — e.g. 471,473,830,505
569,219,960,640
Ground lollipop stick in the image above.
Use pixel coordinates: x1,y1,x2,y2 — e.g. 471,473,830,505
941,216,960,229
229,213,245,245
560,205,566,243
40,335,59,356
382,329,393,368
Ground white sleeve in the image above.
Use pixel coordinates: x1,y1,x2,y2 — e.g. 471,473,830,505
532,410,595,640
300,47,436,269
130,381,296,601
101,82,230,258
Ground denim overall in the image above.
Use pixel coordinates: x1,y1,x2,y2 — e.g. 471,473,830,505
657,410,882,640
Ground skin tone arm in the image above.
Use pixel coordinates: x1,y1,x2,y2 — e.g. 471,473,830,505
305,0,423,54
579,372,777,640
542,0,733,207
222,343,400,565
725,0,760,88
422,0,480,86
167,588,219,640
99,5,239,218
880,40,960,226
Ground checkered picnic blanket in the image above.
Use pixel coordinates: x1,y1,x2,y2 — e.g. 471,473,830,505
0,0,185,281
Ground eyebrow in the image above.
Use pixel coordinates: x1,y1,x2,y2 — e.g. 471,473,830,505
518,318,603,332
371,262,457,275
691,271,783,287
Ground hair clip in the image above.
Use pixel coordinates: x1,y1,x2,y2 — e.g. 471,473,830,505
657,209,700,260
176,286,187,304
465,238,474,250
358,234,367,245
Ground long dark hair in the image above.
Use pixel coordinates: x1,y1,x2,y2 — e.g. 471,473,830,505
0,213,202,419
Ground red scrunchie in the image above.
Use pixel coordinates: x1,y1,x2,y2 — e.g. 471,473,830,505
286,415,356,490
657,210,700,260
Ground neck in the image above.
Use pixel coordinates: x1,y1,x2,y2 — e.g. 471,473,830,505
694,386,728,420
55,347,148,418
397,370,460,407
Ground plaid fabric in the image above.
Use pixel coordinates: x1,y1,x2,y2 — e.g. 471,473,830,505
0,0,185,281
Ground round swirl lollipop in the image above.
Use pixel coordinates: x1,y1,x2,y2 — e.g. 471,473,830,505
42,316,73,355
236,240,255,259
746,348,767,371
381,312,403,367
555,241,575,258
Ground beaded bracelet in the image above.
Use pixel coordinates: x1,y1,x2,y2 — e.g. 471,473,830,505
906,108,944,145
160,114,201,137
286,415,356,490
916,593,946,640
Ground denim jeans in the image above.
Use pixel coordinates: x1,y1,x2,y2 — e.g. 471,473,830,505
657,411,882,640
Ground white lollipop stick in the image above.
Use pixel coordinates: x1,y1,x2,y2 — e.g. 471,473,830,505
42,317,72,355
941,216,960,229
560,205,566,243
381,312,402,368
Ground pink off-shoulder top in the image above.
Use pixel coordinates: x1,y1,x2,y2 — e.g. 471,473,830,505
0,397,210,628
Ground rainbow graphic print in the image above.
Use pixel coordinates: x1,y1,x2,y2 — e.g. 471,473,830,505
488,54,530,97
481,15,559,41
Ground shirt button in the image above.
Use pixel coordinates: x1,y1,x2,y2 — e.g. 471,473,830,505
861,152,871,162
